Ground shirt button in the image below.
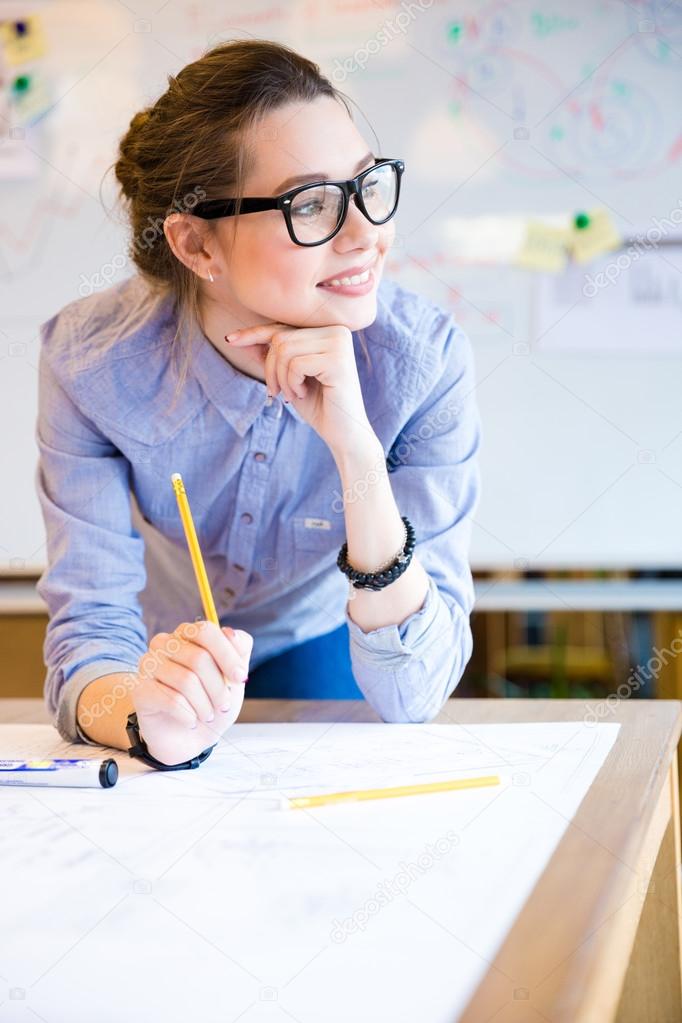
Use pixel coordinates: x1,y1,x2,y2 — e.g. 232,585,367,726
223,587,235,598
254,451,267,462
240,512,253,524
234,564,245,572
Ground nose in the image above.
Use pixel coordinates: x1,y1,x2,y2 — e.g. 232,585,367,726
338,192,379,247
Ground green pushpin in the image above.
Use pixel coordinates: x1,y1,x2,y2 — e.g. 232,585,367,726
12,75,31,93
574,211,590,230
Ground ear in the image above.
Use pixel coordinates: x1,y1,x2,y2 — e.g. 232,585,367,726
163,212,212,274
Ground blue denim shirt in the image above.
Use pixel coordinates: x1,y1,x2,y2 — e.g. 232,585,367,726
36,273,481,744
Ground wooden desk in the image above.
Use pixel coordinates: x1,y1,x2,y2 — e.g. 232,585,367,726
3,697,681,1023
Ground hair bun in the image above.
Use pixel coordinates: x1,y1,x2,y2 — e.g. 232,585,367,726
132,109,151,129
114,107,155,202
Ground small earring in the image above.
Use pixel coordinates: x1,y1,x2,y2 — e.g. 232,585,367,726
207,269,214,282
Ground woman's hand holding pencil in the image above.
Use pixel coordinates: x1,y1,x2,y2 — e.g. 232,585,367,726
131,620,252,766
123,471,254,767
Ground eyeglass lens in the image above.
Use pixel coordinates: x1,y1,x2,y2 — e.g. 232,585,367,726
289,162,398,244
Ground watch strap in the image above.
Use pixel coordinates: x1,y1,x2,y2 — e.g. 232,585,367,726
126,712,216,771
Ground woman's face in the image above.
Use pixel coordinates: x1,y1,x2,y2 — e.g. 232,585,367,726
196,95,396,333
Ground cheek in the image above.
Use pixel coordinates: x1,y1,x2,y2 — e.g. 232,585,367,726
235,239,327,320
219,219,296,284
276,253,321,291
237,225,319,291
382,221,396,249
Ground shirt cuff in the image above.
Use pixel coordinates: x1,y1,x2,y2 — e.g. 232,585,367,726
344,575,473,722
344,572,440,666
54,658,140,747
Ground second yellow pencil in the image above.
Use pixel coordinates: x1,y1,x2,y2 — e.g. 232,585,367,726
283,774,501,809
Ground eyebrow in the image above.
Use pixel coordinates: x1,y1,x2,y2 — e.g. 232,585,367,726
273,152,376,193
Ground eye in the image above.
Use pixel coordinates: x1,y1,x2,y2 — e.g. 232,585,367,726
361,176,380,196
294,200,325,218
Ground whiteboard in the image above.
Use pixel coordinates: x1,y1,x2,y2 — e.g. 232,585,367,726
2,0,682,573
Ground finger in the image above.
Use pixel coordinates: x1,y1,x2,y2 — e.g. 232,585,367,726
287,356,312,400
181,620,248,688
264,341,281,399
155,648,217,722
135,674,198,729
223,626,253,665
288,354,329,392
225,323,290,346
275,350,297,403
167,627,234,717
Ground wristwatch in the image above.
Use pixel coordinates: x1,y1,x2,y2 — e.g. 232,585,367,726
126,712,216,771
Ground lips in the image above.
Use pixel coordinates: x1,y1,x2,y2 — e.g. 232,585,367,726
317,254,378,286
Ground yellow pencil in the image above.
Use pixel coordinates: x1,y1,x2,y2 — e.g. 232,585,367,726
171,472,219,626
282,774,501,810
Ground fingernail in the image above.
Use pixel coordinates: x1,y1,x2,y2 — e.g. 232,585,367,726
205,713,215,722
191,718,198,729
220,704,231,713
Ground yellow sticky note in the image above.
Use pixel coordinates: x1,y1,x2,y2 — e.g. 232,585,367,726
569,208,622,264
0,16,47,65
515,220,571,272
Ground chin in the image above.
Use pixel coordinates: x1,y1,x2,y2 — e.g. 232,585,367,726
320,294,378,331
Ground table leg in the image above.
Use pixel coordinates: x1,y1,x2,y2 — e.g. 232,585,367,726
615,750,682,1021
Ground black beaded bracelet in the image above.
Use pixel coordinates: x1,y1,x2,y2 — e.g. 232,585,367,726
336,515,416,591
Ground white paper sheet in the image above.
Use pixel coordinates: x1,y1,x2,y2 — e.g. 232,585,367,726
0,720,620,1022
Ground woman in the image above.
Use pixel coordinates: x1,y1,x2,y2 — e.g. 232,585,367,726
36,39,481,769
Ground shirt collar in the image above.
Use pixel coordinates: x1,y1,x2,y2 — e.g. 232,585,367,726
189,325,307,436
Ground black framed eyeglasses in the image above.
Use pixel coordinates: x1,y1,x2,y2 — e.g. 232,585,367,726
191,157,405,247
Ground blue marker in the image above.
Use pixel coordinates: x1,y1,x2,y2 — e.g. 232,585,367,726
0,758,118,788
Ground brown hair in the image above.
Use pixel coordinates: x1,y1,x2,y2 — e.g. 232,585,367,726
107,38,375,409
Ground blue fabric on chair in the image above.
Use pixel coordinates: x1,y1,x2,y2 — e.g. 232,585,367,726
245,621,364,699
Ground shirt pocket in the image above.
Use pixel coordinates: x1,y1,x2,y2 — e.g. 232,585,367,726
292,515,347,578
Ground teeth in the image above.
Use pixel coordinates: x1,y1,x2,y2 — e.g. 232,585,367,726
322,268,371,287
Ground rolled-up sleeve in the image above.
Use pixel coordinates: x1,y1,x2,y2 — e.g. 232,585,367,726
345,312,481,722
36,330,149,745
